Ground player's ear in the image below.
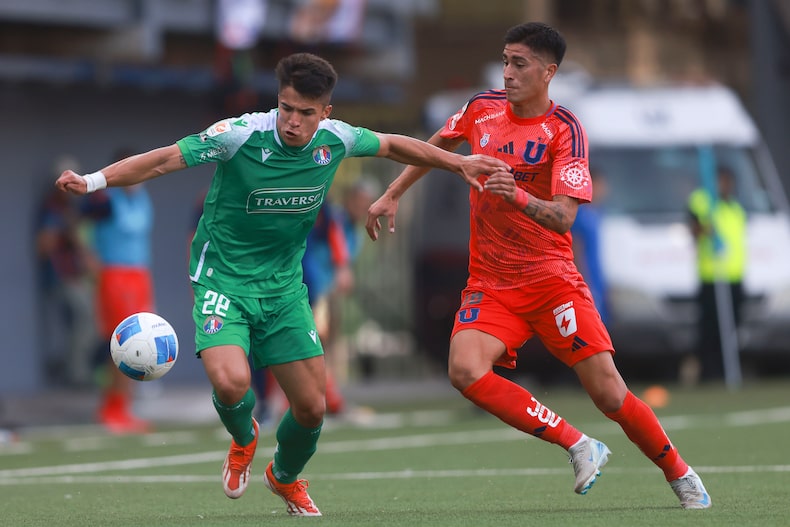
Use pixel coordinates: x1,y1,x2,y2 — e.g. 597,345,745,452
545,63,558,84
322,104,333,120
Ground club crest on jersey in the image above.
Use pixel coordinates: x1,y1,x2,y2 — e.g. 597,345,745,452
523,140,548,164
553,301,577,338
203,315,224,334
312,145,332,165
560,160,590,190
480,133,490,147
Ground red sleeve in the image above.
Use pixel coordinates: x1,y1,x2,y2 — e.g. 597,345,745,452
551,109,592,203
440,101,472,141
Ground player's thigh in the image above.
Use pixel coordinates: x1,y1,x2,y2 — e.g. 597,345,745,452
530,277,614,368
450,288,532,377
192,282,253,356
251,285,324,369
191,282,256,397
572,352,626,413
449,329,509,380
200,344,252,403
270,355,326,413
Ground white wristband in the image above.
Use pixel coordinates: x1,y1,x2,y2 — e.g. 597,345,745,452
82,171,107,193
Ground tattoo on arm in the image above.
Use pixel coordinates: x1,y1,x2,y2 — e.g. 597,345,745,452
523,195,577,234
179,154,187,168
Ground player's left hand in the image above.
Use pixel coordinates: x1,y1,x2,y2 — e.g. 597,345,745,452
365,193,399,241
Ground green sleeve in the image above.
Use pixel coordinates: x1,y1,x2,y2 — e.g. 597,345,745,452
327,119,381,158
176,136,201,167
176,117,255,167
349,127,382,157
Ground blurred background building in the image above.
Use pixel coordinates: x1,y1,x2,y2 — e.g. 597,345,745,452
1,0,789,394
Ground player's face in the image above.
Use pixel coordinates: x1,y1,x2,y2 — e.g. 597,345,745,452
501,44,556,105
276,85,333,147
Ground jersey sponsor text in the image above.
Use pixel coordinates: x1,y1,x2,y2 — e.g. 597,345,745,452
247,185,326,214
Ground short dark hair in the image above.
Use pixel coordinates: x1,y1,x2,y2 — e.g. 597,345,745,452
504,22,566,66
275,52,338,102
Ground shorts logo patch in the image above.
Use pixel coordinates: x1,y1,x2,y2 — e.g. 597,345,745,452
553,302,577,337
203,315,224,334
458,307,480,323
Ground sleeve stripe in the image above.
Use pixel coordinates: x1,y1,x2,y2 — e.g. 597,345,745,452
554,107,586,158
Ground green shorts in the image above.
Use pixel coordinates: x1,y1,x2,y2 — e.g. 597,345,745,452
191,282,323,369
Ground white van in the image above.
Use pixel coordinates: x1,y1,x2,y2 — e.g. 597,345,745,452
569,83,790,357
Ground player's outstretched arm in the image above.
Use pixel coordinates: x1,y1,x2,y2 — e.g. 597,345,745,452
375,132,508,192
366,132,497,240
56,144,186,195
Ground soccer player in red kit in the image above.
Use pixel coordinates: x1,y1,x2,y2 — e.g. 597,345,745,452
366,22,711,509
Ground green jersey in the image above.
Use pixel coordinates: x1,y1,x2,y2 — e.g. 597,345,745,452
177,111,381,297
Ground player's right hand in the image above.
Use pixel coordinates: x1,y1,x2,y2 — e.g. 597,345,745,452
365,193,399,241
55,170,88,195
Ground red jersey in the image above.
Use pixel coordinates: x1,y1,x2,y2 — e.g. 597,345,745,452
440,90,592,289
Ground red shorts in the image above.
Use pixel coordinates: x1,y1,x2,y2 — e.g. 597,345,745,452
450,273,613,368
96,266,154,336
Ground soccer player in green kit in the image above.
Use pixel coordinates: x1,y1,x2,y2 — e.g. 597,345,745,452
55,52,510,516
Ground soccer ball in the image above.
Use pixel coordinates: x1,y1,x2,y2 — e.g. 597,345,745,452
109,312,179,381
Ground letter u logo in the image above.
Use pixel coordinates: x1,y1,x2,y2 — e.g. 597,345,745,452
458,308,480,323
522,141,547,164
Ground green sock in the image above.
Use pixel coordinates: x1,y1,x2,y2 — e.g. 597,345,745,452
212,388,256,446
272,408,322,483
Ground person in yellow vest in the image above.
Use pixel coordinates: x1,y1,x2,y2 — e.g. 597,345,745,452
687,166,747,382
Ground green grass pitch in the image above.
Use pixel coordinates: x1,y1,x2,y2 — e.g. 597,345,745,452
2,378,788,526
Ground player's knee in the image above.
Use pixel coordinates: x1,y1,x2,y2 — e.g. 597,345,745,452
208,366,252,404
447,361,484,392
588,381,627,414
213,381,250,406
290,397,325,428
593,391,625,414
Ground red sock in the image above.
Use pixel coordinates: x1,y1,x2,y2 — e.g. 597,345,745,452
462,371,582,449
605,391,688,481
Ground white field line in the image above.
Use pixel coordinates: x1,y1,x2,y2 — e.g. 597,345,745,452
1,405,789,482
2,464,790,486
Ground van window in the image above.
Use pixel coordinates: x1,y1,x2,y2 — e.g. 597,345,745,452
592,146,773,216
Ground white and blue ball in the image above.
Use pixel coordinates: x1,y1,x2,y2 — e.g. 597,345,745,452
109,312,178,381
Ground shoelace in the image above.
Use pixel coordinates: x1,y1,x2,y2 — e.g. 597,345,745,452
282,480,313,504
674,476,700,502
227,443,253,471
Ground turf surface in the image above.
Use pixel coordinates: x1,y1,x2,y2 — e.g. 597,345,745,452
2,378,788,526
